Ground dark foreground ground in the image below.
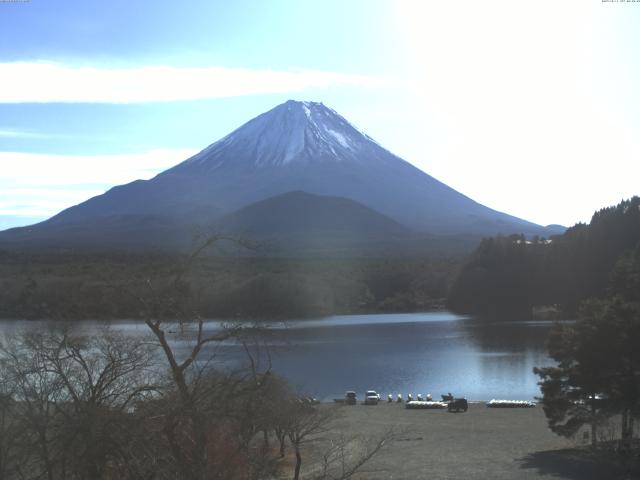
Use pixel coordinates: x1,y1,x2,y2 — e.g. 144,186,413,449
293,402,639,480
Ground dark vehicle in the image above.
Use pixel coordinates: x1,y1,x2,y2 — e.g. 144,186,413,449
345,391,357,405
448,398,468,413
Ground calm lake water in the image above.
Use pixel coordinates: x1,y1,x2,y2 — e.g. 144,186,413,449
0,312,556,401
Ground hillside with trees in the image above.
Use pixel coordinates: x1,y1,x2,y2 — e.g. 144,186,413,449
0,253,460,321
447,197,640,317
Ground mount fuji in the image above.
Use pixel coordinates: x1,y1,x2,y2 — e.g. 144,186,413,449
0,100,562,253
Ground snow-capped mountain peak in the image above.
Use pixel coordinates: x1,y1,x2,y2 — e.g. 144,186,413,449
177,100,375,171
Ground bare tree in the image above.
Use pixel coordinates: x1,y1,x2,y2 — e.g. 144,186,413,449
124,235,393,480
0,325,160,480
0,329,66,480
120,234,270,480
0,372,23,479
312,430,396,480
282,401,396,480
258,374,292,458
286,402,336,480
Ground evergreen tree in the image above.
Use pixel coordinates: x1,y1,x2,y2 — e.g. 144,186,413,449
535,256,640,447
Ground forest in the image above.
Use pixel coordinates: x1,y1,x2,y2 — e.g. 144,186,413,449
447,197,640,318
0,251,460,321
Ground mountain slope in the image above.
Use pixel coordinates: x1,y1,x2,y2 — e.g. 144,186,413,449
220,191,410,237
217,191,416,255
0,100,562,253
0,213,200,251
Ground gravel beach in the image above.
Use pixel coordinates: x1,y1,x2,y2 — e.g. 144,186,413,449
293,402,639,480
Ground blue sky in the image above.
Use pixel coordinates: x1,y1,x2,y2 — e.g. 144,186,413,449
1,0,639,230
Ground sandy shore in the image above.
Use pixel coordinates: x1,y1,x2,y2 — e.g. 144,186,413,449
294,402,639,479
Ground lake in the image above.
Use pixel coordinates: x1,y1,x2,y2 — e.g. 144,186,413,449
0,312,557,401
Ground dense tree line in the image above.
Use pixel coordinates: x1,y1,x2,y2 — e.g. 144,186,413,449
0,254,460,321
447,197,640,317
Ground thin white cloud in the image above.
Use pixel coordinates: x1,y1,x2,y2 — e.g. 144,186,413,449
0,129,64,139
0,63,392,104
0,149,196,217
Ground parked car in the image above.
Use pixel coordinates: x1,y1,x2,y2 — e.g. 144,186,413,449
365,390,380,405
345,391,357,405
448,398,468,413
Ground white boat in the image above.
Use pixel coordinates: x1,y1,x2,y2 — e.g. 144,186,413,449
486,399,536,408
405,401,448,410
